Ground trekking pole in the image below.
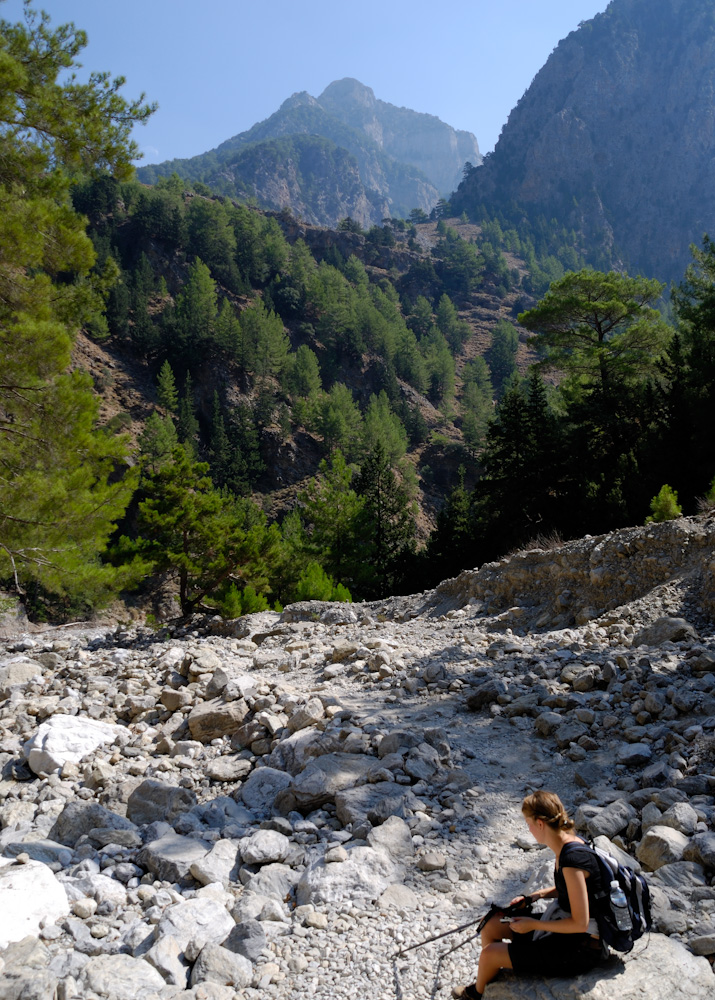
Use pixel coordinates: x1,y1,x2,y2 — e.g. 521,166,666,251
393,898,533,959
393,914,485,958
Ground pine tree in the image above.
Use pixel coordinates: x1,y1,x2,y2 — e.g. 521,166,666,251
354,442,416,598
300,450,364,587
209,392,232,488
134,449,279,615
156,360,178,413
177,372,199,457
0,3,153,604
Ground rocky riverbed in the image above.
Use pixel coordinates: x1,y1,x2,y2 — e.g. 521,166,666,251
1,516,715,1000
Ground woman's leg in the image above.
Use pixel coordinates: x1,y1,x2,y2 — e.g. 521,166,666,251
480,913,513,947
476,942,513,993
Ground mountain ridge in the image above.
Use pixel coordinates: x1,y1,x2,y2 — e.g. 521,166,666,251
137,79,480,228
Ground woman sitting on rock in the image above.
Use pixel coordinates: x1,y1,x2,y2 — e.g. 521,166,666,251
453,790,604,1000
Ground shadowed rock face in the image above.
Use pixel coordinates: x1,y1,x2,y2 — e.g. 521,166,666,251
452,0,715,282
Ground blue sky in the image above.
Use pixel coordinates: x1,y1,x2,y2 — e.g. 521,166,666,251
2,0,609,163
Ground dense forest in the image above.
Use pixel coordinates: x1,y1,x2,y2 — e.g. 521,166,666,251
3,5,715,624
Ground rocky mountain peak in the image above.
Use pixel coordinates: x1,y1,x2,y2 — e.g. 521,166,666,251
318,77,377,111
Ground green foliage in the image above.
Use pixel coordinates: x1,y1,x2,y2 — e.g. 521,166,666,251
156,360,178,413
488,319,519,392
133,448,280,615
293,562,352,602
519,269,670,392
317,383,363,458
361,392,408,466
138,411,178,473
218,582,269,618
353,442,416,598
300,450,363,587
0,2,154,606
645,485,682,523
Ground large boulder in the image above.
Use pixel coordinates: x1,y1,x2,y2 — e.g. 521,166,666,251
636,825,690,870
187,698,250,743
586,799,637,840
335,781,420,827
190,944,252,988
23,714,122,775
0,860,70,949
126,779,197,826
296,845,400,906
485,932,712,1000
156,897,235,956
240,766,292,814
48,801,136,847
280,753,375,812
0,657,43,699
633,617,699,647
239,829,291,865
80,954,165,1000
136,831,211,882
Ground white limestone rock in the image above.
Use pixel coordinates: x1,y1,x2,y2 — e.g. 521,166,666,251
23,714,122,775
0,860,69,950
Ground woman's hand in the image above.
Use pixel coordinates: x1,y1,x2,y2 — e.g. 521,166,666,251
508,917,537,934
507,895,529,908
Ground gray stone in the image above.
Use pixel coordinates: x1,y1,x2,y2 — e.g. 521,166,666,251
239,829,291,865
189,839,241,887
367,815,414,859
586,799,636,839
136,831,211,883
206,756,252,782
636,825,690,870
417,851,446,871
156,897,235,955
617,743,653,766
190,943,252,988
689,934,715,956
683,831,715,870
243,862,300,901
283,752,374,812
2,839,72,868
126,779,197,826
633,617,699,647
222,919,266,962
240,766,292,814
641,801,664,833
466,678,508,710
378,883,419,909
554,720,588,749
404,742,441,781
534,712,563,737
287,697,325,733
144,935,189,987
659,801,698,835
188,698,250,743
377,730,422,757
649,860,707,893
573,761,607,789
81,954,165,1000
0,657,43,699
335,781,419,827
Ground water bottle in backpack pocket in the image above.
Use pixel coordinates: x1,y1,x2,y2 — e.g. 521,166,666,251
609,879,632,932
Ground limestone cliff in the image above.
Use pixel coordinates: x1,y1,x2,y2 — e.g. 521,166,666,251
452,0,715,282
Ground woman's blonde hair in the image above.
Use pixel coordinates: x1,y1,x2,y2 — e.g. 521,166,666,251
522,790,575,831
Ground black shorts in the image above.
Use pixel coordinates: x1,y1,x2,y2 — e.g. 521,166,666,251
508,930,602,978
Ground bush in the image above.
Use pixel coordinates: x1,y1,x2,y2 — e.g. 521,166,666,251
293,562,352,603
645,484,682,523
